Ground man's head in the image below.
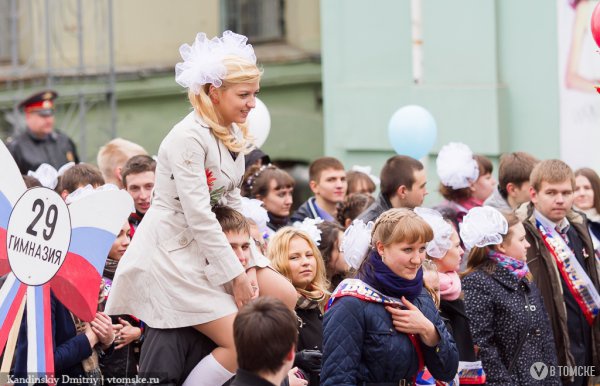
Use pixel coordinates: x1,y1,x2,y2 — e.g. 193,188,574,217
20,90,57,138
308,157,347,205
234,297,297,377
97,138,147,188
530,159,575,223
122,155,156,214
58,163,105,199
213,205,252,267
498,152,539,207
380,155,427,209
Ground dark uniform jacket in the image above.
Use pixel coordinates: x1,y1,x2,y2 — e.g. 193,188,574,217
516,203,600,384
357,193,392,224
230,369,278,386
7,129,79,174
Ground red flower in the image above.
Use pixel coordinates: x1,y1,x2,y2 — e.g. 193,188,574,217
205,169,216,191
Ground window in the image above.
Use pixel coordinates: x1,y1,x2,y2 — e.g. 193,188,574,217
223,0,284,43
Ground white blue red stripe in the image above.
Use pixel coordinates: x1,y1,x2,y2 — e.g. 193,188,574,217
27,285,53,375
0,273,26,355
69,227,116,276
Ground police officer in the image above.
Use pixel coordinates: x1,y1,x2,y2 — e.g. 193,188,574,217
6,90,79,174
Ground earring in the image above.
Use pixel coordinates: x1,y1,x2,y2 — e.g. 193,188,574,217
381,254,385,262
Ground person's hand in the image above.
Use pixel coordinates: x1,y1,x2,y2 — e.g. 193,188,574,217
246,267,259,299
114,317,141,350
385,297,440,347
288,368,308,386
91,312,115,349
83,322,99,348
232,272,254,309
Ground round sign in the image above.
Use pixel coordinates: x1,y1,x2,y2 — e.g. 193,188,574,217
6,188,71,285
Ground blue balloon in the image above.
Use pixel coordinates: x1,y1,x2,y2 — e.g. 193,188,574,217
387,105,437,159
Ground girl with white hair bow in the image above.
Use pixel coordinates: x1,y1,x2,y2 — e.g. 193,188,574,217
461,207,560,385
415,207,485,385
106,31,262,386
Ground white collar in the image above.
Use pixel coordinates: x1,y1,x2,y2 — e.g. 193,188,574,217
534,209,570,233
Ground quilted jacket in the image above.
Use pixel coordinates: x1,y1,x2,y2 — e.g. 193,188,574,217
321,290,459,385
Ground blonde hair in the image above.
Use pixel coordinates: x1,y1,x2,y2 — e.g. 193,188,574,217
530,159,575,192
188,56,262,153
267,227,330,308
372,208,434,248
422,259,440,308
97,138,147,185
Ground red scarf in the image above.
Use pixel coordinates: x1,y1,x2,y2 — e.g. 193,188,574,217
537,221,600,325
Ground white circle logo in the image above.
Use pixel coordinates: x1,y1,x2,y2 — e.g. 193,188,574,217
6,188,71,285
530,362,549,380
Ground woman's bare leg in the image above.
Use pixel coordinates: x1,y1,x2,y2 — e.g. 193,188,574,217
193,313,237,371
182,314,237,386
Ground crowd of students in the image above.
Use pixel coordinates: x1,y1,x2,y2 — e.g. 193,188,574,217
4,30,600,386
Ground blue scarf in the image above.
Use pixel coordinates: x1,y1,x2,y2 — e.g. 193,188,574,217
358,250,423,301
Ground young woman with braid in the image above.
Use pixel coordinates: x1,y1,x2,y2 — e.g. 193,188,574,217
322,209,458,385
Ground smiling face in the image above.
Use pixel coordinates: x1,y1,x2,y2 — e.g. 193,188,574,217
125,171,155,214
574,175,595,211
108,222,131,261
212,81,260,127
288,236,318,290
261,179,293,217
531,180,574,223
377,239,427,280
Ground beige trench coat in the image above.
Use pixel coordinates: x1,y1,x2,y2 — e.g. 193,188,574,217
105,112,245,328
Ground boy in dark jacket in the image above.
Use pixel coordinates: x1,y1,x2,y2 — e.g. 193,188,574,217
291,157,346,223
231,298,297,386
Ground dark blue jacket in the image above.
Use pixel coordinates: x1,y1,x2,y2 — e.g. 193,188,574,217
321,290,459,385
290,197,321,223
14,295,93,385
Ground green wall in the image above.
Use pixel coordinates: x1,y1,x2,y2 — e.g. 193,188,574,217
1,61,323,165
321,0,559,205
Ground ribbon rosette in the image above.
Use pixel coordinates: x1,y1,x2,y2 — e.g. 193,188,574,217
0,142,132,378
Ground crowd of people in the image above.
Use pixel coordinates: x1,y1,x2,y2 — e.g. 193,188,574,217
4,30,600,386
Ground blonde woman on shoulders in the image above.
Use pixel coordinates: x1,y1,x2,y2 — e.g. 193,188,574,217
106,31,263,386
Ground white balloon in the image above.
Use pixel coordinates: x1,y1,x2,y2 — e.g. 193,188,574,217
247,97,271,148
